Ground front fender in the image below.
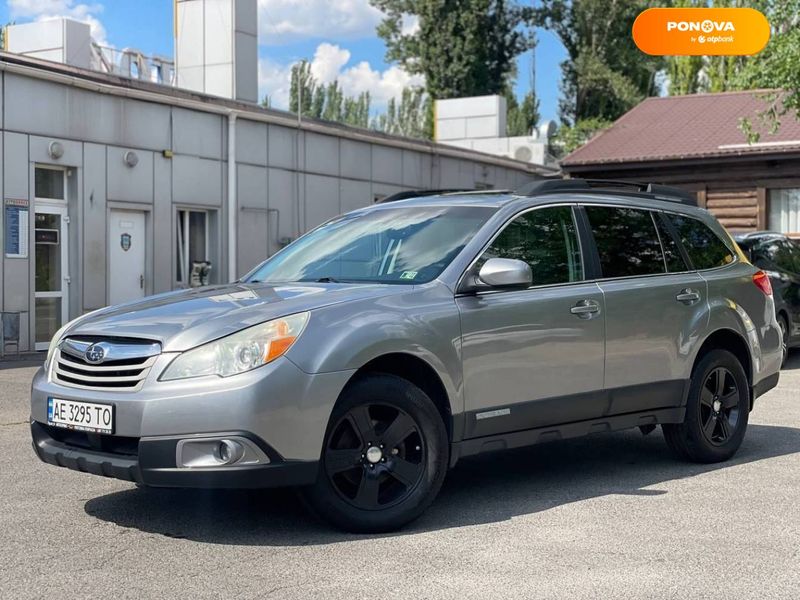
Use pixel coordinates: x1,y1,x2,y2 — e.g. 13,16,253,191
285,283,463,415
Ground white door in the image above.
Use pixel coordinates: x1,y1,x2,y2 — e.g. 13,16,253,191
109,209,146,305
34,204,69,351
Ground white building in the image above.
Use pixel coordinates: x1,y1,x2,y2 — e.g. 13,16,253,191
0,2,552,353
435,95,559,169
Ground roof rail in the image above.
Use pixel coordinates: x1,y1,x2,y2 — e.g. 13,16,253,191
378,188,511,203
378,189,467,203
515,178,697,205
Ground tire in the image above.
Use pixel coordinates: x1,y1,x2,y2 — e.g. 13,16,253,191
663,349,749,463
304,374,449,533
778,314,789,367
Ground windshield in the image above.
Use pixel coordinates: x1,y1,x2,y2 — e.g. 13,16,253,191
245,205,495,285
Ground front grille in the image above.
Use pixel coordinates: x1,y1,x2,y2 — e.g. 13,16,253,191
44,423,140,456
52,337,160,391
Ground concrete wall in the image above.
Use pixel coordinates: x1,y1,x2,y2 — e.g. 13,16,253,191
0,68,539,351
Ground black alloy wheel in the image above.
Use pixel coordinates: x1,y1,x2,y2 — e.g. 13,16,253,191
324,403,425,510
698,367,741,446
662,349,749,463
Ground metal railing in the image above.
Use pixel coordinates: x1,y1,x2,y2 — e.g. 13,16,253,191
90,43,175,85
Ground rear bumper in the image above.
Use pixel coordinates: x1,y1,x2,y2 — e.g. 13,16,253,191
31,420,319,489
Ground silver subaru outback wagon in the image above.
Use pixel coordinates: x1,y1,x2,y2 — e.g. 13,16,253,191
30,179,782,532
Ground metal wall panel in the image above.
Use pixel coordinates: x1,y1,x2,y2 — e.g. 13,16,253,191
236,119,267,166
29,135,81,166
120,99,172,151
371,145,403,185
172,155,223,206
402,150,423,187
268,167,297,251
305,132,340,177
3,74,68,139
305,174,340,229
82,143,106,311
107,147,155,203
0,131,3,307
340,179,371,214
153,154,173,293
340,139,371,181
238,208,269,276
3,132,30,349
173,107,223,159
237,164,267,209
268,125,298,170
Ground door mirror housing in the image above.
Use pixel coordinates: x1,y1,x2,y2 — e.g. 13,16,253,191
475,258,532,290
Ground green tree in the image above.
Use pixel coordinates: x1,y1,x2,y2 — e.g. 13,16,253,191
372,88,432,139
370,0,533,99
506,89,540,136
531,0,663,125
551,117,612,157
289,60,316,116
734,0,800,141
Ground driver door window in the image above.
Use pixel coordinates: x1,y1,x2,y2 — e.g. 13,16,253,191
478,205,584,286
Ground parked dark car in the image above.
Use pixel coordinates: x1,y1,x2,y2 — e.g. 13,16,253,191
735,231,800,363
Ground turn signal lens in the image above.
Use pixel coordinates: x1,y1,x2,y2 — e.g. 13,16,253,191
752,271,772,296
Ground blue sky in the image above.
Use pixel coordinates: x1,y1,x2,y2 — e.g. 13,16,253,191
0,0,566,123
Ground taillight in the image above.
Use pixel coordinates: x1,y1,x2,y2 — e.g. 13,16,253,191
753,270,773,296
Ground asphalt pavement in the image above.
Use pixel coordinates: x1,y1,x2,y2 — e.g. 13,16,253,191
1,356,799,599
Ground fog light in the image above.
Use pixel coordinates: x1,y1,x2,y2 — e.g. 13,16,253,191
215,439,244,465
176,436,269,468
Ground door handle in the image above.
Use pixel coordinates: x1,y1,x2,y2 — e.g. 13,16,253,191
570,299,600,319
139,274,144,289
676,289,700,304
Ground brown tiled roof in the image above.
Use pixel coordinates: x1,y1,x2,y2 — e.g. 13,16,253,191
562,90,800,167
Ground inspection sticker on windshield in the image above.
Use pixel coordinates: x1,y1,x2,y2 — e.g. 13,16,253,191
399,271,418,280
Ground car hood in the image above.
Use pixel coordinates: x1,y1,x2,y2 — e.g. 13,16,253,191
65,282,407,352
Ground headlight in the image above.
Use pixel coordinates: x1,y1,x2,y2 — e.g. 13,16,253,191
160,312,309,381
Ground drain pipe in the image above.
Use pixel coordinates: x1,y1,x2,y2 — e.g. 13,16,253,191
228,112,237,282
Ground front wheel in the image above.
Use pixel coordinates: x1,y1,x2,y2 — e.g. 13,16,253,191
304,374,449,533
663,349,749,463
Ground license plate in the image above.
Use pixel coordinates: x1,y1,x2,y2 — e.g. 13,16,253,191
47,397,114,434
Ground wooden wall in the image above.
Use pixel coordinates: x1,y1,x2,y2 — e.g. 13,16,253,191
704,189,759,232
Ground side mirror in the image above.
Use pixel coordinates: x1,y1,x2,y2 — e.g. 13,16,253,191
476,258,532,290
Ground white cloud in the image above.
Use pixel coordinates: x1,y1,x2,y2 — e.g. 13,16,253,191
258,0,383,45
401,14,419,36
259,42,424,111
8,0,108,45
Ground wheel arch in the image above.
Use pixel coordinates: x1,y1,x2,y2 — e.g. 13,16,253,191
344,353,456,442
692,328,754,404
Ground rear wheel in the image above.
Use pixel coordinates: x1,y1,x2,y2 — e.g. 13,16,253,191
663,349,749,463
304,374,448,533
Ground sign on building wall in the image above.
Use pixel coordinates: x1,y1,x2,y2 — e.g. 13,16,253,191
4,199,30,259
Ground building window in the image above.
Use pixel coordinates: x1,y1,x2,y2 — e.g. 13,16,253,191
35,167,65,200
769,189,800,234
176,209,212,287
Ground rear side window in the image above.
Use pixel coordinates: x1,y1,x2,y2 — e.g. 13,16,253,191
665,214,735,270
585,206,665,278
479,205,583,286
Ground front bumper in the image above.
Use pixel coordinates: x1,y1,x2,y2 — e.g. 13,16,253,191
30,356,355,462
31,420,320,488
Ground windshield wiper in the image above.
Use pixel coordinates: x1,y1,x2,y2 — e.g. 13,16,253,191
314,277,340,283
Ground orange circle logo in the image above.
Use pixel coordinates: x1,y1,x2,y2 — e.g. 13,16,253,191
633,8,770,56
